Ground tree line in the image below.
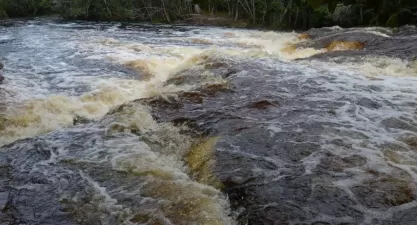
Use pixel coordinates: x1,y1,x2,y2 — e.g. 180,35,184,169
0,0,416,29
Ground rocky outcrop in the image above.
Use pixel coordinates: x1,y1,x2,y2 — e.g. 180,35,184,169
296,26,417,61
134,56,417,225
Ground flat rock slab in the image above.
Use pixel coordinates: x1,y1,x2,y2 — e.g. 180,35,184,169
138,57,417,225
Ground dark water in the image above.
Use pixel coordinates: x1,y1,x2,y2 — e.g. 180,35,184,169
0,19,417,225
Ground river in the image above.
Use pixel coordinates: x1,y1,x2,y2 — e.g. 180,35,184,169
0,18,417,225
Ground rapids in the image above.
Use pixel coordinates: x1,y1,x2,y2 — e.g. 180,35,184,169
0,18,417,225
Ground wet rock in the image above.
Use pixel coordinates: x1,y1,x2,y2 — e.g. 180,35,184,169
393,25,417,37
381,117,417,132
130,54,417,224
298,31,383,50
2,24,417,224
309,184,362,218
227,176,313,224
301,27,417,60
386,206,417,225
0,141,78,225
0,127,234,225
167,66,238,87
306,27,344,39
316,153,367,173
326,41,365,51
357,97,382,109
329,139,353,148
248,100,279,109
352,176,415,209
140,59,396,224
72,115,91,125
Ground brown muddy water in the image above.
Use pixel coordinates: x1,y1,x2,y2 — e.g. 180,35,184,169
0,18,417,225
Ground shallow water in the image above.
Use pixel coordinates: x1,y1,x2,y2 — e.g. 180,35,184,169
0,19,417,225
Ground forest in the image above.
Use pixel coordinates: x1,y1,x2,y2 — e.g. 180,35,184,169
0,0,416,29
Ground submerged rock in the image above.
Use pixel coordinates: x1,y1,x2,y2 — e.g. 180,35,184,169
0,62,4,83
138,57,417,225
296,27,417,61
0,120,235,225
1,21,417,225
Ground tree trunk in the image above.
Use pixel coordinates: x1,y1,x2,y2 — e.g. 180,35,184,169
140,0,152,21
294,7,299,29
252,0,256,24
161,0,170,22
280,8,287,25
103,0,112,17
227,0,231,16
194,4,201,14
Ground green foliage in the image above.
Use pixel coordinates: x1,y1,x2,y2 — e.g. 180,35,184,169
311,5,333,27
0,0,54,17
0,9,7,19
0,0,416,30
55,0,194,21
386,13,399,27
333,4,355,27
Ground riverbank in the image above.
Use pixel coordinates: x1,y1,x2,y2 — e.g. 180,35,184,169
0,14,249,30
176,14,248,28
2,0,416,31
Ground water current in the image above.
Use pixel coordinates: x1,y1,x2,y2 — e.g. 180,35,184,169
0,18,417,225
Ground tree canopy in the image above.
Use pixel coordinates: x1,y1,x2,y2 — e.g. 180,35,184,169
0,0,416,29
